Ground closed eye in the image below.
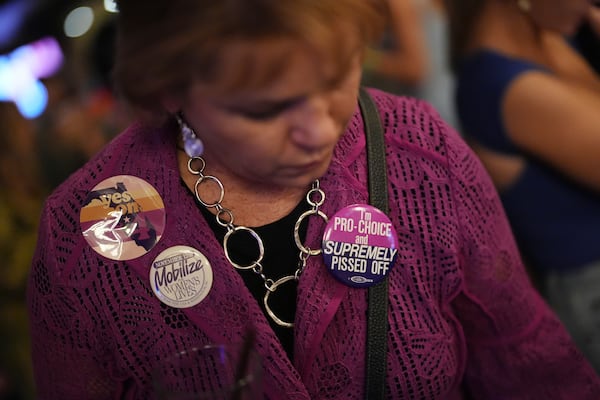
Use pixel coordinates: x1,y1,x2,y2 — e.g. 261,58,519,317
227,96,306,121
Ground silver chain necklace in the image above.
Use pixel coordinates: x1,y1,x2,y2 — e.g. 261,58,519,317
186,156,328,328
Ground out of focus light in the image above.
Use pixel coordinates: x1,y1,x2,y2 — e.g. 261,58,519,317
14,80,48,119
104,0,118,13
0,0,31,49
0,37,64,119
64,6,95,38
11,37,63,78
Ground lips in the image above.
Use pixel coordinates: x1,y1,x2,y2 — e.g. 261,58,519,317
282,154,332,177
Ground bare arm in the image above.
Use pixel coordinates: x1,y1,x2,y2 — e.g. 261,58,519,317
544,33,600,92
503,70,600,190
364,0,429,86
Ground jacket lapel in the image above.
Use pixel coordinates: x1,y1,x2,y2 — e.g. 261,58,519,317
122,126,310,397
294,156,369,380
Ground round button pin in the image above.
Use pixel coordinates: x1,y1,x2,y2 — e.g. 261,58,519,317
80,175,166,260
150,246,213,308
322,204,399,288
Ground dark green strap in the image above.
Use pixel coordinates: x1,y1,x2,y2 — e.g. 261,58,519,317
358,87,389,400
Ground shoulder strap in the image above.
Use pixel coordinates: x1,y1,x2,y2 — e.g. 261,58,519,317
358,87,389,400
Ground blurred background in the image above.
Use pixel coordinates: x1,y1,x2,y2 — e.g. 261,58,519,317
0,0,129,398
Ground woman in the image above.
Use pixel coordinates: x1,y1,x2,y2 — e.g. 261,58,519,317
27,0,600,398
361,0,429,95
363,0,460,130
447,0,600,372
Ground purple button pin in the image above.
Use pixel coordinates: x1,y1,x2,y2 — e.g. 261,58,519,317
322,204,399,288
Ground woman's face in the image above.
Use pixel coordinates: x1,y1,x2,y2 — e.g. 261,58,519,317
528,0,590,35
178,38,362,191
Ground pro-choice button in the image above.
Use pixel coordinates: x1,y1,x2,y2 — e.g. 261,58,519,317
322,204,398,288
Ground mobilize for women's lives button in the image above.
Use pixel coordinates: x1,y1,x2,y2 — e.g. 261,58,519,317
322,204,398,287
150,245,213,308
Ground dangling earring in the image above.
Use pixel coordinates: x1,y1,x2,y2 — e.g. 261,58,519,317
517,0,531,12
175,113,204,158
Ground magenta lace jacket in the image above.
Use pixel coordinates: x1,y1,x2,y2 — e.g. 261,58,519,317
27,89,600,399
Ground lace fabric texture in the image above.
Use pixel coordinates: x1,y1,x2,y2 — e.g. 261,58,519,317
27,89,600,399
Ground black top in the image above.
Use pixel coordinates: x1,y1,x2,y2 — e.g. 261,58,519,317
193,184,309,361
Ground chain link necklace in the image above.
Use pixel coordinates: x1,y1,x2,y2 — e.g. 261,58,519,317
186,156,328,328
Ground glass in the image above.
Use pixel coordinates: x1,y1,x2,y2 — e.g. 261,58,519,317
152,344,262,400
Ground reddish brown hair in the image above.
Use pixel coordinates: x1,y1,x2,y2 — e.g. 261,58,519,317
113,0,386,122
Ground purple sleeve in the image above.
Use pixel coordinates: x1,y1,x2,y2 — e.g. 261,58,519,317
27,201,127,400
440,108,600,398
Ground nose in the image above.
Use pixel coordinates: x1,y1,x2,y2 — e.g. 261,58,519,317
289,95,338,152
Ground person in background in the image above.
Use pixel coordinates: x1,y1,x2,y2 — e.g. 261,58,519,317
447,0,600,373
27,0,600,399
363,0,460,130
414,0,460,130
361,0,429,96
